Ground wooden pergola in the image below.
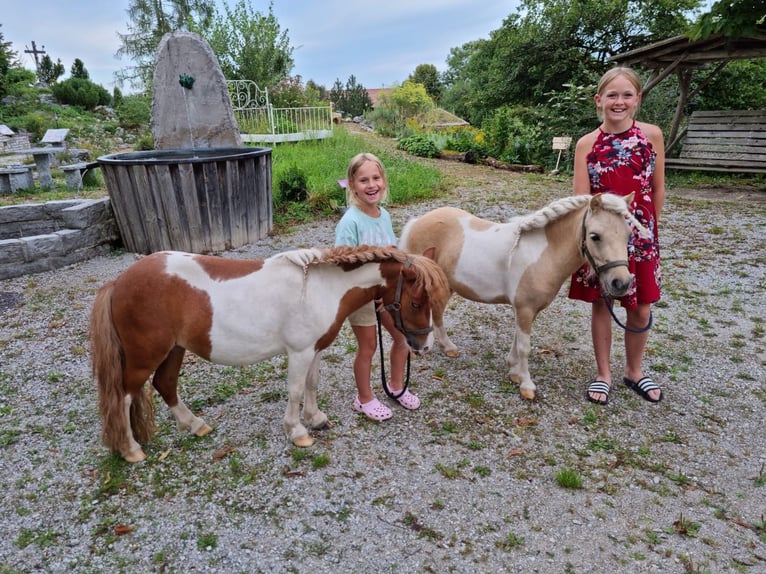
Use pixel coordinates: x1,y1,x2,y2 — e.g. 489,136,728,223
609,31,766,153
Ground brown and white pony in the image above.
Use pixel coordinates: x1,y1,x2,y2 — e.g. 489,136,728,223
90,245,449,462
398,193,644,400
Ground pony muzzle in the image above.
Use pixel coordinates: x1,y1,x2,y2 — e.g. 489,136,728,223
602,271,634,298
407,330,434,355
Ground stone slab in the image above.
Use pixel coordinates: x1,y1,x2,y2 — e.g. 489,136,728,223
151,31,242,150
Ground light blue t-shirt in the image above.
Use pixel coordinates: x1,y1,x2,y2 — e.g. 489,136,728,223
335,205,397,247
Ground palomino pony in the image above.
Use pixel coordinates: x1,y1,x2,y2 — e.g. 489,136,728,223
398,193,645,400
90,245,449,462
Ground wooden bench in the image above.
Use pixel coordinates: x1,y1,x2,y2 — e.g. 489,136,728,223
665,110,766,173
61,161,100,190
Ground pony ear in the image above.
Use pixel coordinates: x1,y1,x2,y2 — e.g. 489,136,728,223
590,193,604,211
623,191,635,205
422,246,436,260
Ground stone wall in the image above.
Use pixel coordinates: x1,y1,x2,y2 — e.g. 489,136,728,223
0,198,120,280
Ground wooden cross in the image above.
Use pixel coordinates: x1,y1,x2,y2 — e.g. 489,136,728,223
24,41,46,73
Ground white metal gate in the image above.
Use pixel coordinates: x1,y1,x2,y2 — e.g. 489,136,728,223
227,80,333,143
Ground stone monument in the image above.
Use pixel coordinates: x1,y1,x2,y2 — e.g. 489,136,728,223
151,31,242,149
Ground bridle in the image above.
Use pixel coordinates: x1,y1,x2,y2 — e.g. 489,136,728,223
580,208,653,334
580,208,629,277
376,258,433,400
378,258,433,340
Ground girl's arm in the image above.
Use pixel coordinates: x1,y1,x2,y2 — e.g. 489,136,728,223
573,131,596,195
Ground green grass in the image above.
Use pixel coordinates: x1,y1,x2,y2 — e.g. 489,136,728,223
261,127,445,227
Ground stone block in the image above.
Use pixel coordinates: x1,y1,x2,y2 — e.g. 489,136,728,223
60,199,111,229
21,233,64,260
0,238,24,264
0,204,48,224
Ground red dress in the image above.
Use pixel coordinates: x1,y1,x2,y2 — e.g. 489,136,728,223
568,121,661,308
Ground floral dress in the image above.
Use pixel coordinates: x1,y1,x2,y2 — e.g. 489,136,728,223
568,121,661,308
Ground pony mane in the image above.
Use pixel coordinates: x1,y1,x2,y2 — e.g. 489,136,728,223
516,194,647,236
305,245,450,309
515,195,590,232
315,244,409,266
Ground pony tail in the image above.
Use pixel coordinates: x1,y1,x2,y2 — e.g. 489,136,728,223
90,284,155,455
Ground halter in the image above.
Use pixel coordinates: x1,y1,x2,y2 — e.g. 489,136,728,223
376,258,432,400
379,259,434,340
580,208,653,334
580,208,629,277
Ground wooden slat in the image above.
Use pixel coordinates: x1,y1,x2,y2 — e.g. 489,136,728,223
669,110,766,173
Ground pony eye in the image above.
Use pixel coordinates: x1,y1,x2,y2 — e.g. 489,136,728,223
589,232,601,242
411,302,423,310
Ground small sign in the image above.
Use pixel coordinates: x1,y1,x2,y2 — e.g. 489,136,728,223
552,136,572,150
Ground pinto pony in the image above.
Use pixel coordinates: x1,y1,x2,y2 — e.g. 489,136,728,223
398,193,645,400
90,245,449,462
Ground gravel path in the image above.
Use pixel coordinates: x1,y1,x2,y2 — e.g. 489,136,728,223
1,138,765,573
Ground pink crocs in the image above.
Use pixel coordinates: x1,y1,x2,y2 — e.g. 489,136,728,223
393,389,420,410
353,397,392,421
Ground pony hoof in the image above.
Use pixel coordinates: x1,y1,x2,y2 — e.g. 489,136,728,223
292,435,314,448
519,388,536,400
124,449,146,463
194,423,213,437
445,349,460,358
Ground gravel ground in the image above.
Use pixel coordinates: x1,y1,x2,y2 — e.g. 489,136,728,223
1,139,765,573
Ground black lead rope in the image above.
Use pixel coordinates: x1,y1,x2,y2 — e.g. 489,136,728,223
580,209,652,334
376,309,411,400
603,296,654,334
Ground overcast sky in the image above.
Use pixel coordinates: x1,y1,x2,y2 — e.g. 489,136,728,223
2,0,520,92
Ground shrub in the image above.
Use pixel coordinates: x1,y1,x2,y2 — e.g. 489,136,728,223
23,112,47,141
116,94,151,129
277,165,308,203
51,78,110,110
397,133,440,158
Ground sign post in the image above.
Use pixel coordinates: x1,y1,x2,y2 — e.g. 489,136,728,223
551,136,572,174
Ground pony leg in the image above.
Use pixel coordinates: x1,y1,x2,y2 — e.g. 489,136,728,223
284,351,314,447
122,393,147,462
433,294,459,357
302,353,329,432
508,308,536,400
152,346,212,437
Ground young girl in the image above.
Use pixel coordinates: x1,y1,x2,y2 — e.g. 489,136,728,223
569,67,665,405
335,152,420,421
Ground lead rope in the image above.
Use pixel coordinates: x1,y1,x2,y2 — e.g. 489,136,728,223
603,295,653,334
376,308,410,400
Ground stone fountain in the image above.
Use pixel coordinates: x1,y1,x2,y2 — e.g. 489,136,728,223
98,32,272,254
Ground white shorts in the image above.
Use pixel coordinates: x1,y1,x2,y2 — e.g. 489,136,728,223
348,300,377,327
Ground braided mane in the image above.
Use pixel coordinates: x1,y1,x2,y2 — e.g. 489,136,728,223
293,244,450,307
515,193,646,236
315,244,409,265
515,195,590,232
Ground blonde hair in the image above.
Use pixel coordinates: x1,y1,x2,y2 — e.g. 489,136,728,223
595,66,643,120
346,152,389,208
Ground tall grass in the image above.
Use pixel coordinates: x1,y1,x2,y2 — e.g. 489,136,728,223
266,126,445,227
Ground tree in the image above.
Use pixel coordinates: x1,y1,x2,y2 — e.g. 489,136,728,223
329,79,345,112
441,0,701,123
329,75,372,117
439,41,484,121
0,24,18,98
691,0,766,39
115,0,214,89
408,64,442,102
37,54,65,85
71,58,89,80
202,0,293,87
